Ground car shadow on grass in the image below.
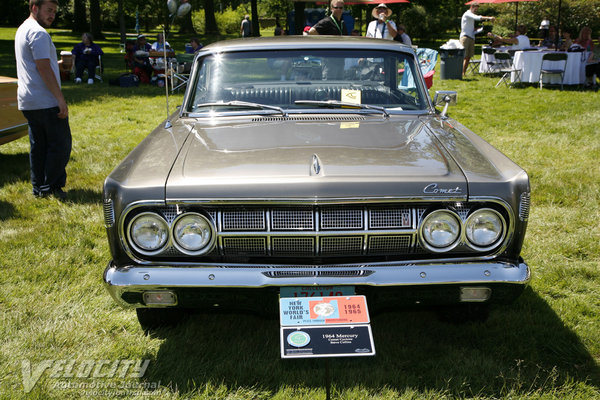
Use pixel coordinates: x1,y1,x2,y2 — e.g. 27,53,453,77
0,152,29,189
140,287,599,397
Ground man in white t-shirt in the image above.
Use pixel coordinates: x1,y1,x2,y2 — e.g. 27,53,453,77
460,2,495,76
488,25,531,50
15,0,71,200
366,4,397,40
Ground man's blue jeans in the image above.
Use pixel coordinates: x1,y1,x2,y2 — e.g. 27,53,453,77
22,107,72,195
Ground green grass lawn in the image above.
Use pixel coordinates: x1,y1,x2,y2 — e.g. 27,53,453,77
0,27,599,399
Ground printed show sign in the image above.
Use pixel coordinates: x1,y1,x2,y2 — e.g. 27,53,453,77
279,296,369,326
281,325,375,358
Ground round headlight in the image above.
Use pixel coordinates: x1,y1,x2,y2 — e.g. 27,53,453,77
129,212,169,253
465,208,504,249
421,210,461,251
172,213,214,254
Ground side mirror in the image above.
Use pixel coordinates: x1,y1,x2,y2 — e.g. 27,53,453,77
433,90,457,119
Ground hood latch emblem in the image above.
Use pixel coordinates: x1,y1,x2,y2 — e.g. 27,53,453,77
311,154,322,176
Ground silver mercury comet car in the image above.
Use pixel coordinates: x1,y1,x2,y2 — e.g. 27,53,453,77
103,37,530,328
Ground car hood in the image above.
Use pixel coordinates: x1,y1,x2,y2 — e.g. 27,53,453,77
165,117,468,200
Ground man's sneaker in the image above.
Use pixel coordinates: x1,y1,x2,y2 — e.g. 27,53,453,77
74,77,82,84
88,78,94,84
51,188,67,201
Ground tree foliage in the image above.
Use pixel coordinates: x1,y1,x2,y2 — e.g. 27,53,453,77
1,0,598,41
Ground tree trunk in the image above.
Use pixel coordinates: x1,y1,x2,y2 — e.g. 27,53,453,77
118,0,126,44
203,0,219,34
251,0,259,37
72,0,87,33
89,0,104,40
294,2,305,36
178,11,196,34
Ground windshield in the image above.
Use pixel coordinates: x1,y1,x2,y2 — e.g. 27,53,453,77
187,49,429,115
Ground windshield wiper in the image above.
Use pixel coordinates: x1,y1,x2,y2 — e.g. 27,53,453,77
194,101,287,117
294,100,390,119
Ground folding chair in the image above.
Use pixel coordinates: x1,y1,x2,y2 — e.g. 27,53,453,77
94,54,104,82
481,47,497,74
539,52,567,90
467,59,481,75
494,52,521,88
169,53,194,92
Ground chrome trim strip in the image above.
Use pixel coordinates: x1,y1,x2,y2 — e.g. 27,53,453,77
167,196,468,205
104,260,530,308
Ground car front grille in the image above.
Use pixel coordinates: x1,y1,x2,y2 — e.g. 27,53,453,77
142,205,418,258
123,202,511,261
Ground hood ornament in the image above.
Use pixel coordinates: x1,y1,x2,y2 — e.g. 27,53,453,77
311,154,322,176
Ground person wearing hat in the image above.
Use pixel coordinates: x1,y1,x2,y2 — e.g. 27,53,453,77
366,3,397,40
309,0,348,35
132,34,152,84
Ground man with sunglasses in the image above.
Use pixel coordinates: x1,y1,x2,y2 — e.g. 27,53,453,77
308,0,348,35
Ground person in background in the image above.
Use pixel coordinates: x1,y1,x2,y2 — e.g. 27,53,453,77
539,26,561,49
241,15,252,38
366,4,397,40
575,27,594,51
538,17,550,39
303,26,311,36
133,34,152,84
186,37,203,53
559,31,573,51
15,0,71,200
460,2,495,76
150,33,170,52
394,25,412,46
274,23,285,36
309,0,348,36
71,32,103,84
487,25,530,50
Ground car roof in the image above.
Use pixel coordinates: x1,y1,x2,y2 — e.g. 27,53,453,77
200,36,415,54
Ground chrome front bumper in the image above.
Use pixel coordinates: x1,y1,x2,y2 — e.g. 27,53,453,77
104,260,530,308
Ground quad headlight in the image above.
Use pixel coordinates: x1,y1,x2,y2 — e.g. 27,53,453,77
420,209,461,252
465,208,505,249
128,212,169,254
172,213,215,255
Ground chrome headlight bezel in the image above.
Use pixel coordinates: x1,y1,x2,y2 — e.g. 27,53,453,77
465,208,506,251
419,209,462,252
127,212,170,255
171,212,216,255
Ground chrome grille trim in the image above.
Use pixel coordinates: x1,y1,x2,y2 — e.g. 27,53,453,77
271,208,314,230
263,270,374,278
369,208,411,229
519,192,530,222
321,208,363,230
222,210,265,231
103,199,115,228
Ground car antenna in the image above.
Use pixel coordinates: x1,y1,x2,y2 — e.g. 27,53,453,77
162,28,172,129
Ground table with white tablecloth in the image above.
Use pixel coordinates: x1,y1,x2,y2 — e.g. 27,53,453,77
510,50,589,85
478,46,546,74
478,46,512,74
